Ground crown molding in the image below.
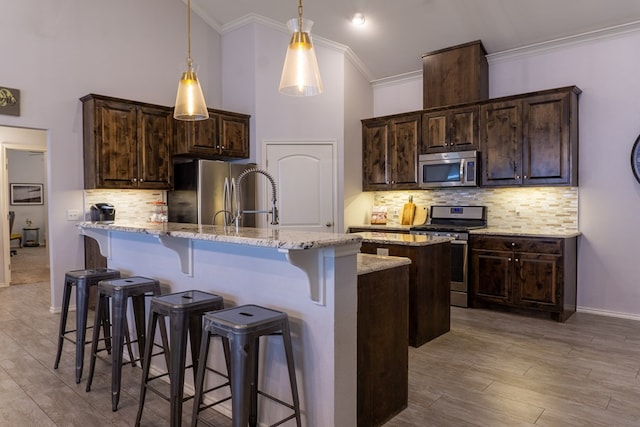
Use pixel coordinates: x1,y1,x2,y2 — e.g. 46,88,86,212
487,20,640,63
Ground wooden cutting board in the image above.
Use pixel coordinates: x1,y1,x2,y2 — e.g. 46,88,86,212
413,206,428,225
401,196,416,225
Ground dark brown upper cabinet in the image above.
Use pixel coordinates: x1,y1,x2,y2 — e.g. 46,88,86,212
362,112,420,191
421,105,479,153
480,86,580,187
81,94,173,190
422,40,489,109
174,109,250,159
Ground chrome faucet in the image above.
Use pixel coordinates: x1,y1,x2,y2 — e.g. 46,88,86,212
234,167,279,227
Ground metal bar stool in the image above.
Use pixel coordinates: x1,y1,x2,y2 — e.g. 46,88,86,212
191,304,302,427
53,268,121,383
85,276,164,411
135,290,230,427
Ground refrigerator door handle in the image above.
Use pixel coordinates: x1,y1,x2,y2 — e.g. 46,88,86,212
222,177,231,225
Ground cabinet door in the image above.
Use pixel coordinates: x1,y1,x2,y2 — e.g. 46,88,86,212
422,106,478,154
513,252,560,309
362,119,390,190
422,110,448,153
480,100,522,186
93,99,138,188
522,91,574,185
174,115,218,157
137,105,173,189
471,249,511,304
449,106,479,151
389,114,419,188
219,113,250,158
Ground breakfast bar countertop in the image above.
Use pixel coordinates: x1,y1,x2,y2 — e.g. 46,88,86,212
77,220,362,250
353,231,452,246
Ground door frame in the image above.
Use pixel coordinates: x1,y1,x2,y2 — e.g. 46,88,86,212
262,139,340,232
1,129,49,287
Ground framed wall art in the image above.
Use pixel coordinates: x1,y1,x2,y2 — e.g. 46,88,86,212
10,183,44,205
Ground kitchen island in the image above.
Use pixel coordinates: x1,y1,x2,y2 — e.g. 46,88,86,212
353,232,452,347
78,221,362,427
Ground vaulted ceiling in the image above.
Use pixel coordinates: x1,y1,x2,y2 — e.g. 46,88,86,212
191,0,640,81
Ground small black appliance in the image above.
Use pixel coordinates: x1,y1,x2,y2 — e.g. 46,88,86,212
90,203,116,222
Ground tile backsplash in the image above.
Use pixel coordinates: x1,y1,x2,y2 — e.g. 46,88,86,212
84,190,166,222
373,187,578,231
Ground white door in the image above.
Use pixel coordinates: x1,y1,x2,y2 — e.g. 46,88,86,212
265,142,336,232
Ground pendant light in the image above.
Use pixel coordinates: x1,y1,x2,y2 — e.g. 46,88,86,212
174,0,209,121
279,0,323,96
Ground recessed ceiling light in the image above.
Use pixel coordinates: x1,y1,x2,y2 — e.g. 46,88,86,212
351,13,365,26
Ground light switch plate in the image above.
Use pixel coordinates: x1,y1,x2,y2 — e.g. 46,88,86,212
66,209,80,221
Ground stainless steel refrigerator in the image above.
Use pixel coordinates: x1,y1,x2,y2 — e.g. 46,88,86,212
167,159,257,226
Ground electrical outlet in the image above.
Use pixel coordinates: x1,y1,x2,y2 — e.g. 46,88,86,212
66,209,81,221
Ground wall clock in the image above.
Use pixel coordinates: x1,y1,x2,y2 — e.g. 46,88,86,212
632,134,640,184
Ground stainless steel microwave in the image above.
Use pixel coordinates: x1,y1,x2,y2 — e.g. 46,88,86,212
418,150,478,188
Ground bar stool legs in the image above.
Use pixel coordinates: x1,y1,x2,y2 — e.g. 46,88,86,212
135,290,227,427
53,268,120,384
85,276,164,411
192,305,302,427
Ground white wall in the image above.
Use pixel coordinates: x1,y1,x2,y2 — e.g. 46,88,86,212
372,27,640,318
221,18,371,232
343,58,375,230
0,0,222,309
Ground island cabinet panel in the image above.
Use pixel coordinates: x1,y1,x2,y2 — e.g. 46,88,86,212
470,234,577,322
480,86,580,187
359,241,450,346
362,113,420,191
421,105,479,154
81,94,173,190
174,109,250,159
357,263,409,427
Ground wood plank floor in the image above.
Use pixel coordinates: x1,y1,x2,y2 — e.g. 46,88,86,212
1,281,639,426
386,307,640,427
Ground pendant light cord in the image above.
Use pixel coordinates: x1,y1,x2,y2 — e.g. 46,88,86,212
187,0,192,65
298,0,303,32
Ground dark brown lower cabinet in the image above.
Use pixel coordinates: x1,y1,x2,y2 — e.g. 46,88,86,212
470,234,577,322
360,241,451,347
357,262,409,427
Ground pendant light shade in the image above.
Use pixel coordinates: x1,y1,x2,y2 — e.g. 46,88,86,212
279,1,323,96
174,0,209,121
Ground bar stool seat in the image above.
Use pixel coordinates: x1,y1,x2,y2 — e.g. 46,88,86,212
85,276,164,411
192,304,302,427
136,290,228,427
53,268,121,384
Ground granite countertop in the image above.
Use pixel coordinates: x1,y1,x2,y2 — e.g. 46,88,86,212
472,228,582,238
353,231,452,246
357,253,411,275
348,224,413,232
78,221,362,250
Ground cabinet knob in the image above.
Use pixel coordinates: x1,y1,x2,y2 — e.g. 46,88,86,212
131,178,137,183
508,257,512,261
139,178,144,182
515,258,519,262
325,222,333,227
516,175,520,180
524,175,528,179
511,242,515,247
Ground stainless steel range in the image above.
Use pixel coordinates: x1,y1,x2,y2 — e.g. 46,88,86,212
410,205,487,307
